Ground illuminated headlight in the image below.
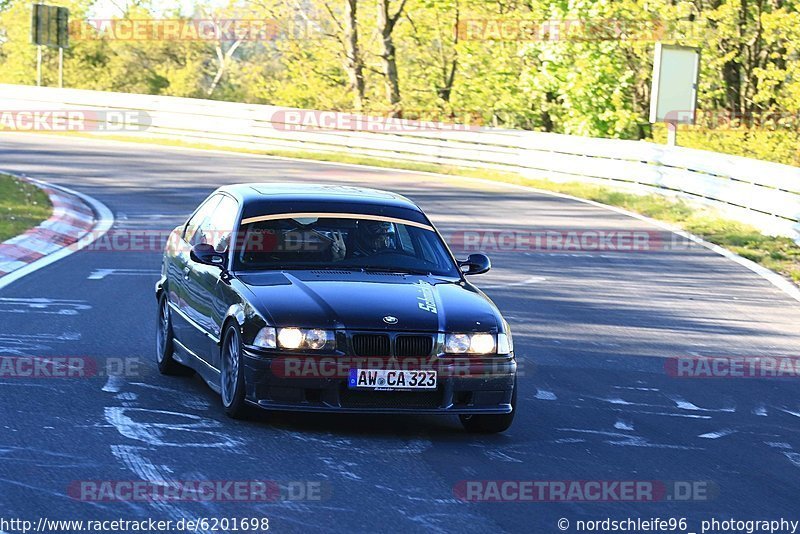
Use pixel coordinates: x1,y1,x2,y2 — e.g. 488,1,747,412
277,328,335,350
253,327,277,349
445,333,496,355
277,328,304,349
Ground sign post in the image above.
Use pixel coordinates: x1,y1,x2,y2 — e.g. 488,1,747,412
36,45,42,86
649,43,700,147
30,4,69,87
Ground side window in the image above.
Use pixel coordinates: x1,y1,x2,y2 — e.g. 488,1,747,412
183,195,222,244
412,230,450,271
395,224,415,254
205,196,239,253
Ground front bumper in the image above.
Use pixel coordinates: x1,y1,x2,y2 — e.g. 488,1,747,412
242,348,517,414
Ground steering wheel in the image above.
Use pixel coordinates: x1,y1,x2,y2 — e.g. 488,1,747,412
364,246,418,258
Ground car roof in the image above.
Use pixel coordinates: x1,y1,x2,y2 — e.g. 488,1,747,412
216,183,430,225
217,183,415,206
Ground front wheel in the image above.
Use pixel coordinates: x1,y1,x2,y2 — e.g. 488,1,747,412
156,293,192,376
460,384,517,434
220,324,249,419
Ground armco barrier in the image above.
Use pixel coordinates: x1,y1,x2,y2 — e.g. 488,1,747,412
1,84,798,241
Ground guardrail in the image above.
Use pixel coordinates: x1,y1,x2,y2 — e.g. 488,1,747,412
1,84,798,241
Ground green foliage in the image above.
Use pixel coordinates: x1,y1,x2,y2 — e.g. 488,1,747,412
0,174,52,242
653,124,800,167
0,0,798,164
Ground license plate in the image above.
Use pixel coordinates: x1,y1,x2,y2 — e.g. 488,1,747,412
348,369,437,390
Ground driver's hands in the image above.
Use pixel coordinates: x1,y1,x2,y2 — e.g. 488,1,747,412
331,231,346,261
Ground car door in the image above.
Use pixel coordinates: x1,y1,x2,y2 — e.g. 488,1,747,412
171,194,222,352
183,194,240,366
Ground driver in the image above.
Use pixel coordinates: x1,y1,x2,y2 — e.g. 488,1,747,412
331,220,395,261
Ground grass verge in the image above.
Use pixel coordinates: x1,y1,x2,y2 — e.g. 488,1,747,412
0,174,53,243
26,131,800,285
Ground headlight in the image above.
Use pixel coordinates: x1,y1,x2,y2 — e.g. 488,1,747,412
445,333,496,355
304,329,330,350
497,332,513,355
277,327,335,350
277,328,304,349
253,327,277,349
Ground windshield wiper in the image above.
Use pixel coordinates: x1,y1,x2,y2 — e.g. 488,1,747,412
360,266,432,276
242,265,355,271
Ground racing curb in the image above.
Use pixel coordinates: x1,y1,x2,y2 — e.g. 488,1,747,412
0,172,114,290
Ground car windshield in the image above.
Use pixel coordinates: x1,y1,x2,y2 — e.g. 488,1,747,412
234,216,459,277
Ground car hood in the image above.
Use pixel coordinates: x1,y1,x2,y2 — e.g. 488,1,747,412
237,271,501,332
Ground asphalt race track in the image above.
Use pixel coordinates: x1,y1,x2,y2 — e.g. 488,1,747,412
1,134,800,533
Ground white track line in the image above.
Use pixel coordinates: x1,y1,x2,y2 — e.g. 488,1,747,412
0,173,114,291
492,182,800,305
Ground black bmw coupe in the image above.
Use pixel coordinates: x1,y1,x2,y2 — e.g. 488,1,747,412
155,183,517,432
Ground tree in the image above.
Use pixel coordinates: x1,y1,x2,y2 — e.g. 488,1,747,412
376,0,407,116
342,0,366,109
1,0,797,161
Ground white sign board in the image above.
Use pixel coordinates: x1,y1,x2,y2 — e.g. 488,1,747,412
649,43,700,124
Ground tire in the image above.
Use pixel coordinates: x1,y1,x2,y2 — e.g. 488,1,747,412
156,293,192,376
220,324,249,419
459,383,517,434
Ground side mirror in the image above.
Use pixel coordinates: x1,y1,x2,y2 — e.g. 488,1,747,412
458,253,491,275
190,243,226,268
